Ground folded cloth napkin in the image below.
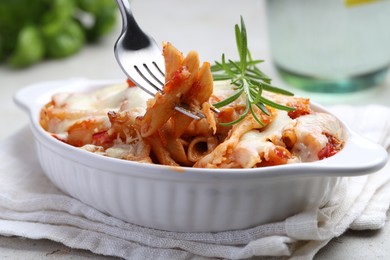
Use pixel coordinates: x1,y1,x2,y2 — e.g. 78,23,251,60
0,105,389,260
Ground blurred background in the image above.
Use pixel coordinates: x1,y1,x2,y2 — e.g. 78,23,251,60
0,0,389,258
1,0,390,140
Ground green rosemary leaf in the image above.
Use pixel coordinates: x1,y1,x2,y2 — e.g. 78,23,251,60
218,114,246,127
249,102,265,127
239,16,247,72
256,102,270,116
210,63,223,72
234,25,242,59
258,96,295,111
213,88,244,108
247,59,264,65
212,74,232,81
231,79,242,88
246,68,272,82
211,16,295,126
261,82,294,96
228,59,242,73
250,83,262,104
214,60,263,73
218,99,250,126
245,71,272,83
248,79,293,96
221,54,236,77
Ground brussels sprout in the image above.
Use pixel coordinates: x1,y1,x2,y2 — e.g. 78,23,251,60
44,20,85,59
8,25,45,68
41,0,77,37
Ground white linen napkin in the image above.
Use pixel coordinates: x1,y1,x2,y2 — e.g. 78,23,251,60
0,105,389,260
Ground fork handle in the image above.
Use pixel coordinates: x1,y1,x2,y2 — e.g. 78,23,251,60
115,0,151,50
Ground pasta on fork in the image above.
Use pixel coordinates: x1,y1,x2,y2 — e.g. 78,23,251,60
40,43,345,168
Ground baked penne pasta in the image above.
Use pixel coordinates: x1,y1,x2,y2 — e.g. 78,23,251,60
40,43,345,168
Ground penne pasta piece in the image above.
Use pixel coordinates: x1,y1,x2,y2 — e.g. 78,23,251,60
187,136,208,162
282,128,297,149
146,132,179,166
166,137,193,166
201,102,217,135
187,136,218,162
140,50,200,137
163,42,185,82
171,110,195,139
185,62,213,107
181,118,213,137
171,62,214,138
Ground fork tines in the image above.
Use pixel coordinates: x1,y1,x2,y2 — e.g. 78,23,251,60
134,62,220,119
134,62,165,95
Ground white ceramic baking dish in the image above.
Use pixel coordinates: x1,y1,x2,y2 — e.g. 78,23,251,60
14,78,388,232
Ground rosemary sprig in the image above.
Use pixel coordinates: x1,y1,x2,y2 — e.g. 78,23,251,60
211,16,295,126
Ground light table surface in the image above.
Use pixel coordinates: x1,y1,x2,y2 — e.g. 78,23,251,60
0,0,389,259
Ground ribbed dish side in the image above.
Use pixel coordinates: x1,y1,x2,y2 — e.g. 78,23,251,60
34,138,339,232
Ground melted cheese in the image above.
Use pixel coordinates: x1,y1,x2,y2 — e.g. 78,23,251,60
53,84,148,111
290,112,344,161
212,80,246,105
233,110,294,167
48,84,149,140
231,110,344,167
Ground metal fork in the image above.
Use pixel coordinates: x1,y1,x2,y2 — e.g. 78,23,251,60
114,0,203,120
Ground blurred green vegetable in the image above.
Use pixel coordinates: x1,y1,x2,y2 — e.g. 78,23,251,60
77,0,117,42
8,25,45,67
0,0,117,68
44,19,85,58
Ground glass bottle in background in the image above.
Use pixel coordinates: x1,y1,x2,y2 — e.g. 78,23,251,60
266,0,390,93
